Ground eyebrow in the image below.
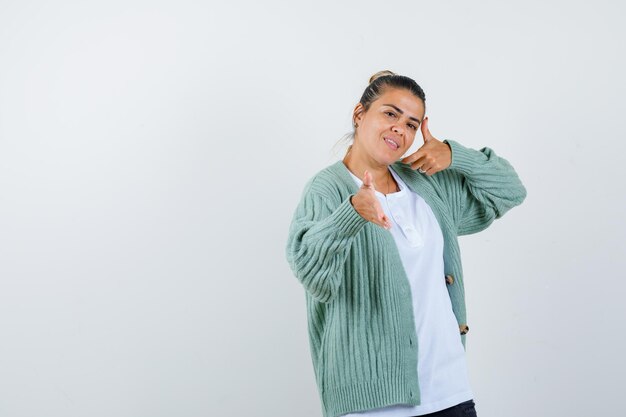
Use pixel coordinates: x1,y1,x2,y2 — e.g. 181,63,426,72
382,104,422,124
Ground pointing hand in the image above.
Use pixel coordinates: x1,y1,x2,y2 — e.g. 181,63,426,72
350,170,392,230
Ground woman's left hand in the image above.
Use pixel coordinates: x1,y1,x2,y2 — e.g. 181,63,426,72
400,116,452,176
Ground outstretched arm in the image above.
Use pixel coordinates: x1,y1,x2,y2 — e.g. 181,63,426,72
285,181,368,303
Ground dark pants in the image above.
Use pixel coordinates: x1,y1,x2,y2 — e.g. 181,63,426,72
415,399,477,417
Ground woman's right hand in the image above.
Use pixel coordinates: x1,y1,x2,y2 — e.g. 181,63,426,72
350,170,392,230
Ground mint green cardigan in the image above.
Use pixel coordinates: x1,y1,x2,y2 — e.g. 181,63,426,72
285,139,527,417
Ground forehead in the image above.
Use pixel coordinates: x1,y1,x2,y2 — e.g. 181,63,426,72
374,88,424,117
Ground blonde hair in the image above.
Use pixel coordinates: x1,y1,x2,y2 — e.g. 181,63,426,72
369,70,396,84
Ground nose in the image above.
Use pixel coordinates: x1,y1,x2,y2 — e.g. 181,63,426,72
392,124,404,135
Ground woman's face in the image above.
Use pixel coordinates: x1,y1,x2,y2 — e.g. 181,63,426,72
353,87,425,165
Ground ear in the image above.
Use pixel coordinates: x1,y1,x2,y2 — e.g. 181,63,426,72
353,103,365,125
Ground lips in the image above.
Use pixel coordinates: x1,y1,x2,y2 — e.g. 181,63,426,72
384,136,400,150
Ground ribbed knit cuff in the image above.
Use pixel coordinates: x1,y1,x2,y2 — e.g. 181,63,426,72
443,139,486,176
326,195,369,238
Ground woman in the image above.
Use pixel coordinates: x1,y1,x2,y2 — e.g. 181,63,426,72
285,71,527,417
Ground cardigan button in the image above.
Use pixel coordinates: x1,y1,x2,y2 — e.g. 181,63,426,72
445,274,454,285
459,324,469,335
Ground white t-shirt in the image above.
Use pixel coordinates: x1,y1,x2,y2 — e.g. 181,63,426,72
341,166,474,416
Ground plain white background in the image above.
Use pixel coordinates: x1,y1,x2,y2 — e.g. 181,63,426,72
1,1,624,416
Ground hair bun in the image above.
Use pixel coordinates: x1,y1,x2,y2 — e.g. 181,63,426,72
369,70,396,84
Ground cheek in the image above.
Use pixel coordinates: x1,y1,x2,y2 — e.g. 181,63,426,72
371,117,388,130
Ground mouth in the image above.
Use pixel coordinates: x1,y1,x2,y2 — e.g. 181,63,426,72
383,136,400,150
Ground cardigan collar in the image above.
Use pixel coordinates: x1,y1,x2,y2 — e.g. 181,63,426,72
329,159,437,203
328,159,451,238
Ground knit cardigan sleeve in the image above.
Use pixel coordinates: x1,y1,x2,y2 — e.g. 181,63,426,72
434,139,527,236
285,179,368,303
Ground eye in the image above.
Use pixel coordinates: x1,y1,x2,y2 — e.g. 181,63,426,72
385,111,396,118
408,123,417,130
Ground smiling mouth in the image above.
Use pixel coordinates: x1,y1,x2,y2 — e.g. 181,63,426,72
384,137,400,150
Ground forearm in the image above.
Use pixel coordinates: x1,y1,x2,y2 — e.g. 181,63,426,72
286,193,367,303
442,139,527,234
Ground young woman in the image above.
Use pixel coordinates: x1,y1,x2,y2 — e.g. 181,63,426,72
285,70,527,417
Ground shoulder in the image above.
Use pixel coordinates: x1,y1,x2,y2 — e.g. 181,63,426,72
391,161,446,189
391,160,462,207
300,161,352,201
391,161,421,184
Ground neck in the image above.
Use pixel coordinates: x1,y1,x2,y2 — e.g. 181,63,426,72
342,144,397,192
